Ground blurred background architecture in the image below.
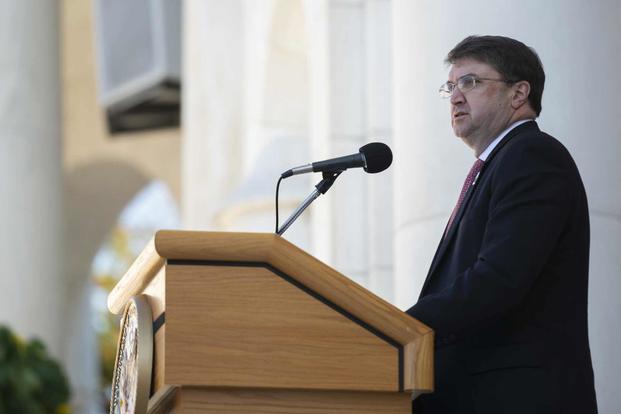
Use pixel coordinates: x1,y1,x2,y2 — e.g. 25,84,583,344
0,0,618,412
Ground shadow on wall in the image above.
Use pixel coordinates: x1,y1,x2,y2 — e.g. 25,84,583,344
63,160,150,412
64,160,151,288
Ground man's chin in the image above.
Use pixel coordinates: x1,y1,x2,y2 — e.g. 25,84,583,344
452,128,468,139
451,121,469,137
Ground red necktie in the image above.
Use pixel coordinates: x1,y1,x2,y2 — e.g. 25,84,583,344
445,159,484,235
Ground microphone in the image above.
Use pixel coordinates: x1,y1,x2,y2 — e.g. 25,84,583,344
281,142,392,178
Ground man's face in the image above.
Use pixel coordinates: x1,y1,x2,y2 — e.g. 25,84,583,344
448,58,515,151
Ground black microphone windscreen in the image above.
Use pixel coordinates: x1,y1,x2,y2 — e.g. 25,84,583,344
359,142,392,173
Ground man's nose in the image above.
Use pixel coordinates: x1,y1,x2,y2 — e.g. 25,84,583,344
450,87,465,105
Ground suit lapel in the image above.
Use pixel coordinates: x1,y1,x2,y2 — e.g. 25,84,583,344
419,121,540,297
420,176,479,295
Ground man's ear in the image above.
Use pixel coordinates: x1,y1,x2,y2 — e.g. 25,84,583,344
511,81,531,109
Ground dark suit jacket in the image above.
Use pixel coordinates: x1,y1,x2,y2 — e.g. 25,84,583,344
408,121,597,414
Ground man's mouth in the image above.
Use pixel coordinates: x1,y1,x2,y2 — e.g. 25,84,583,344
453,112,468,120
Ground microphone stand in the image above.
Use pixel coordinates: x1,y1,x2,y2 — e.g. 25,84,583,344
277,171,342,236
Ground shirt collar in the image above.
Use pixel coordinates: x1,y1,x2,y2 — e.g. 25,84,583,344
478,119,534,161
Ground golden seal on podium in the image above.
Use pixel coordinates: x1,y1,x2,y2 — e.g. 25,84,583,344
110,295,153,414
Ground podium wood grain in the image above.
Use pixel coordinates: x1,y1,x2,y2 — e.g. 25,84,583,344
174,388,411,413
108,231,434,412
166,264,398,391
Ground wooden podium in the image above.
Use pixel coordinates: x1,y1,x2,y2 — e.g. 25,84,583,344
108,231,433,413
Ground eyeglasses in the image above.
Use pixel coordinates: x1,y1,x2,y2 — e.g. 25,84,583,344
439,74,515,98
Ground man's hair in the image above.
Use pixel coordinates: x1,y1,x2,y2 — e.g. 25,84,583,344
446,35,545,116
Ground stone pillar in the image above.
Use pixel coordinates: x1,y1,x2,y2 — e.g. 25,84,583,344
0,1,63,356
392,0,621,410
182,0,244,229
322,0,369,286
364,0,394,301
183,0,312,246
214,0,313,248
305,0,371,287
303,0,394,298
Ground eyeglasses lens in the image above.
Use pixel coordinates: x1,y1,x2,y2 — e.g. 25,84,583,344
439,83,452,98
439,75,476,98
458,76,476,93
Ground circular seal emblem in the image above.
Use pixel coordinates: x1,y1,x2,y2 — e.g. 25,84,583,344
110,295,153,414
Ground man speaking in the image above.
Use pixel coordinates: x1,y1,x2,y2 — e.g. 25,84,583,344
407,36,598,413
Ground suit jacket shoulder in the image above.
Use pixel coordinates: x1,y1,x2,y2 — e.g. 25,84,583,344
408,121,588,344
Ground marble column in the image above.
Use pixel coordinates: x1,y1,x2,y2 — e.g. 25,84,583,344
0,1,64,356
182,0,245,229
302,0,395,299
215,0,313,248
364,0,394,302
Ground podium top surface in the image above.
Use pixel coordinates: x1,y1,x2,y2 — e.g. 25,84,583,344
108,230,432,346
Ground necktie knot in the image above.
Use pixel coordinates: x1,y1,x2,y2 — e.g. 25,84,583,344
468,159,485,184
